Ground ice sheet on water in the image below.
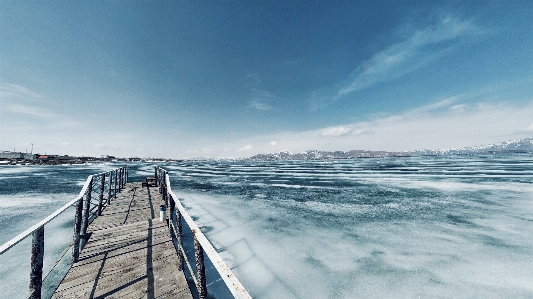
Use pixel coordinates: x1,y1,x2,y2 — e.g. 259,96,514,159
178,189,533,298
170,156,533,298
0,193,76,245
0,165,38,174
0,194,57,208
0,207,75,299
1,158,533,298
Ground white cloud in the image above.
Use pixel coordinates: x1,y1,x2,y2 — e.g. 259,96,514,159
354,129,374,135
311,17,483,110
6,103,57,118
245,73,262,86
515,123,533,134
239,145,253,151
322,126,352,137
411,96,459,114
219,99,533,156
245,74,278,111
339,17,481,96
0,83,43,99
248,100,273,111
270,141,278,146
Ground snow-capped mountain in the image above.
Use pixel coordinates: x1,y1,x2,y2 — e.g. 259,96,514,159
410,138,533,155
245,138,533,161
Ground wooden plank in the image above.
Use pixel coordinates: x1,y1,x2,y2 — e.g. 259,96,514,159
52,182,192,299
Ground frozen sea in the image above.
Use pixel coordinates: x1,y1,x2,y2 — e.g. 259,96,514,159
1,155,533,298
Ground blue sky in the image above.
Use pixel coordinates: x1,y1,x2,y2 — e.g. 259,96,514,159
1,1,532,158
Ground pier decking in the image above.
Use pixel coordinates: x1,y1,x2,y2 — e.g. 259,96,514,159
51,182,192,299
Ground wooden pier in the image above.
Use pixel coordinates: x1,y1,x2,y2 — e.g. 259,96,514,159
51,182,192,298
0,166,251,299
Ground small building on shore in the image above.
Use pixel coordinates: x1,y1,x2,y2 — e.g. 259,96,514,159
0,151,36,161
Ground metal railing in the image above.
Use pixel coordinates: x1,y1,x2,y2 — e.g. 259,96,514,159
0,166,128,299
155,166,252,299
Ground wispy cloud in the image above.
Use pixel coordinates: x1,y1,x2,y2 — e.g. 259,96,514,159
239,144,253,151
245,73,262,86
354,129,374,135
0,83,44,99
186,148,212,154
321,126,374,137
270,141,278,146
311,16,483,110
322,126,352,137
213,98,533,157
6,103,57,118
245,74,278,111
248,99,273,111
514,122,533,134
339,17,481,96
2,102,79,131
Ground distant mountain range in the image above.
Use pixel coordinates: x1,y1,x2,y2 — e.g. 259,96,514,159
409,138,533,156
247,138,533,161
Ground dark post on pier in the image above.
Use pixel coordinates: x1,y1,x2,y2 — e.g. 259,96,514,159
29,226,44,299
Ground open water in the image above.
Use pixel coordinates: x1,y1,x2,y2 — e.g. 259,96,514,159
1,155,533,298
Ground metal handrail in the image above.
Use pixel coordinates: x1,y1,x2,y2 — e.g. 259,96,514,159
0,175,93,254
0,166,129,299
160,167,252,299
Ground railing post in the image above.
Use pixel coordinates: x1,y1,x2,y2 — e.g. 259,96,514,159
161,169,165,193
161,181,166,207
194,232,207,299
72,197,83,262
98,173,105,216
167,192,172,230
154,166,158,187
114,170,118,196
29,225,44,299
158,168,161,193
175,201,183,271
107,171,112,204
80,177,93,249
164,172,169,226
122,167,125,188
119,168,122,190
